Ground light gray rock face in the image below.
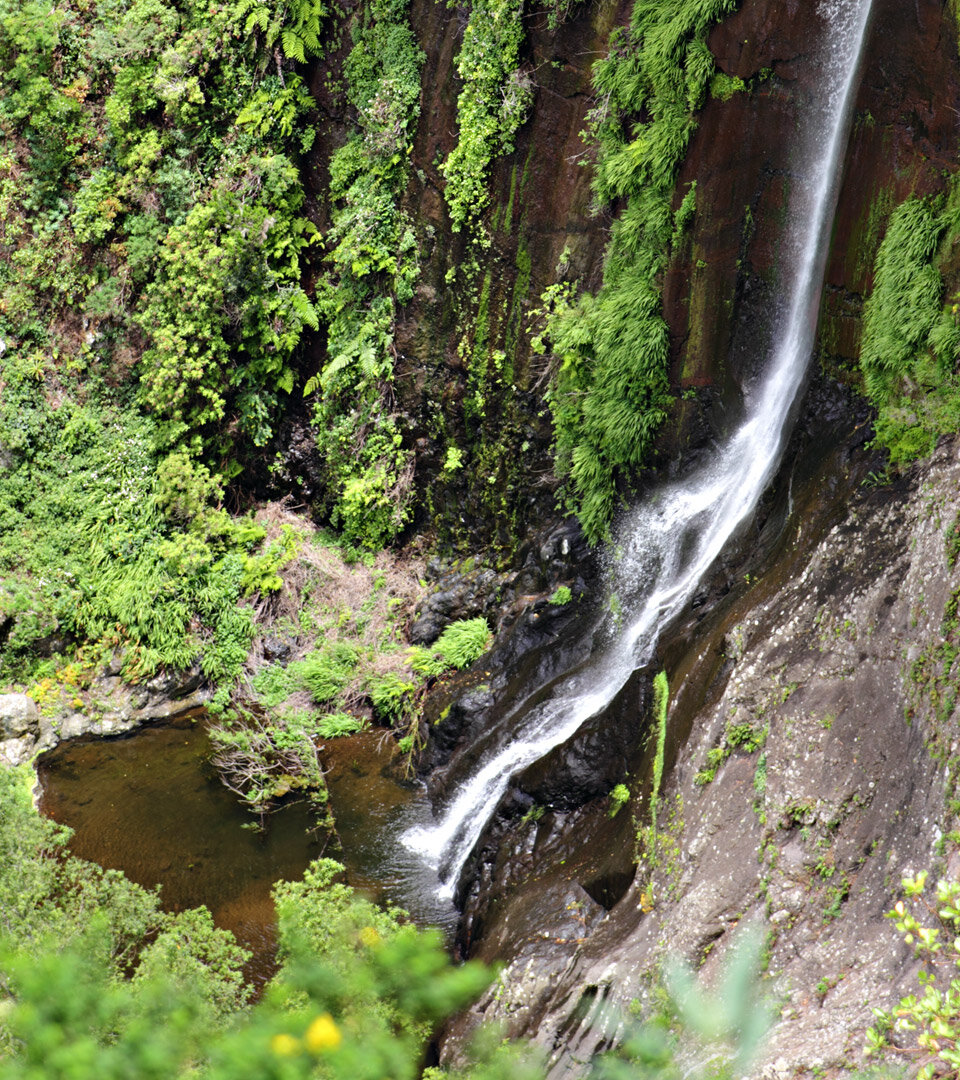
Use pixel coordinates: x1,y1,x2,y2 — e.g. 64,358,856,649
0,693,38,738
0,694,43,766
0,669,210,768
443,441,960,1077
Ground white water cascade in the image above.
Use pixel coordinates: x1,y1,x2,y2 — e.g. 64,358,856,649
403,0,875,900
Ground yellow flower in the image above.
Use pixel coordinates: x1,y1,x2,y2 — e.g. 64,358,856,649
305,1013,342,1053
270,1033,301,1057
358,926,381,948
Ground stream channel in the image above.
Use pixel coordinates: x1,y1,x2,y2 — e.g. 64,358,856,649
36,717,456,988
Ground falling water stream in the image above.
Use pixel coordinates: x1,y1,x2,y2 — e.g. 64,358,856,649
402,0,876,900
36,0,877,967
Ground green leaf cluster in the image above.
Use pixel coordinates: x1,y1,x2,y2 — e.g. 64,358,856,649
860,189,960,468
239,0,329,63
306,0,425,548
409,616,492,675
0,387,293,683
441,0,533,235
867,873,960,1077
0,0,326,677
0,763,250,1039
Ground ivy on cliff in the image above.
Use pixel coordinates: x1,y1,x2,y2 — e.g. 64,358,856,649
860,187,960,467
541,0,738,543
305,0,425,549
442,0,533,237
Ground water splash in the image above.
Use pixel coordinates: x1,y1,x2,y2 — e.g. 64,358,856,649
403,0,875,900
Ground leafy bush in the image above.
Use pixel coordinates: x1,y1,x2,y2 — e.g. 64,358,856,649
316,711,366,738
367,671,417,724
239,0,329,62
410,617,492,676
0,388,281,683
441,0,532,235
300,642,361,705
434,617,492,668
867,873,960,1077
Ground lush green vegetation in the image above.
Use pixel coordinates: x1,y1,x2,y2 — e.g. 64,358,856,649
0,763,515,1079
0,390,296,682
0,761,776,1079
442,0,532,238
409,616,492,676
305,0,425,549
0,762,250,1023
0,0,325,681
203,532,489,815
540,0,737,542
860,187,960,467
0,0,431,695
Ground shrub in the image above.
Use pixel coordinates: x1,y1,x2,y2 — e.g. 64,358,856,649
609,783,631,817
867,873,960,1077
410,617,492,676
299,642,361,705
316,712,366,738
860,187,960,469
367,672,416,724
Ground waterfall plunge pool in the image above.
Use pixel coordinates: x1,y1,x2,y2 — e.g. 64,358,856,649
36,714,456,988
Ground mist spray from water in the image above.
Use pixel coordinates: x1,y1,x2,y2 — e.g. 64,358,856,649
403,0,875,900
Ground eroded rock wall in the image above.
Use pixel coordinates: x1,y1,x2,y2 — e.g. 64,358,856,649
432,0,960,1072
444,437,960,1078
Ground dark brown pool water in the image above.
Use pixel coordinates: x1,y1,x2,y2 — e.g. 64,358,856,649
36,716,455,987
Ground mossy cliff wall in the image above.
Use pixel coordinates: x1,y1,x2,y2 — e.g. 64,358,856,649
283,0,959,556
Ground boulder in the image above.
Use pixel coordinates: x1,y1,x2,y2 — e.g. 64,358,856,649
0,693,39,739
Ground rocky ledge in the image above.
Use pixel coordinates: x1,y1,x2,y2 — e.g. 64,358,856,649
0,664,210,768
440,438,960,1077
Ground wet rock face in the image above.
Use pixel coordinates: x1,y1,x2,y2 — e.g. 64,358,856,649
443,438,960,1076
664,0,960,446
410,520,589,645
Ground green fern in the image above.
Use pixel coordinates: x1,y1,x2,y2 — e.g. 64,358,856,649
316,711,365,737
860,187,960,468
409,617,492,676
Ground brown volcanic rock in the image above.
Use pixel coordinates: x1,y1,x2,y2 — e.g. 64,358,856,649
442,438,960,1079
437,1,960,1074
664,0,960,400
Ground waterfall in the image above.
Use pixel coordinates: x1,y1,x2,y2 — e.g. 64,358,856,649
403,0,875,900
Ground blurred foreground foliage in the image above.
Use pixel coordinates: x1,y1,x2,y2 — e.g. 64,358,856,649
0,760,777,1080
